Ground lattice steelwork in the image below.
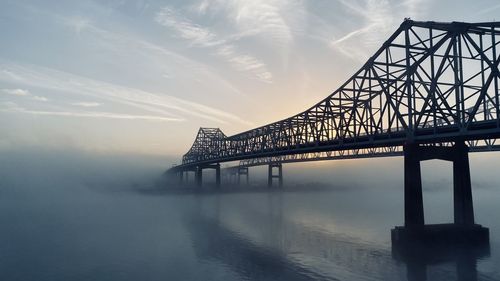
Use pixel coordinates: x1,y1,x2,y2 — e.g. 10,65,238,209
182,128,227,164
174,20,500,171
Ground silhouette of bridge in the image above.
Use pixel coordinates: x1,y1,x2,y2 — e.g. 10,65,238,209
167,20,499,241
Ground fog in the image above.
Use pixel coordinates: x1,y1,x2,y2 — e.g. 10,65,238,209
1,148,500,280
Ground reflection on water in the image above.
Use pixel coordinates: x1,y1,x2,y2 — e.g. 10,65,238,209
182,190,498,281
0,182,499,281
393,237,490,281
186,214,331,281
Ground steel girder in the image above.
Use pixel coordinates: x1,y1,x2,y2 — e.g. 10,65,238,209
229,138,500,170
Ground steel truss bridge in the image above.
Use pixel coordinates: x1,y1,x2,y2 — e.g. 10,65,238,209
168,20,500,233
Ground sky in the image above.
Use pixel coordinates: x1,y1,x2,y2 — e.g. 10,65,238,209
1,0,500,160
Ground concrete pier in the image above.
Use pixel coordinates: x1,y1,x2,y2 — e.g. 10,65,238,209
178,171,184,185
403,143,424,228
392,141,489,247
237,167,249,185
268,163,283,188
194,163,221,188
453,141,474,225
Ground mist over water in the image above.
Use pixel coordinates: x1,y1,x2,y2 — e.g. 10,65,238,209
1,148,500,281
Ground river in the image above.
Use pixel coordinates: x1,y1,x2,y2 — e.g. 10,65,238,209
0,150,499,281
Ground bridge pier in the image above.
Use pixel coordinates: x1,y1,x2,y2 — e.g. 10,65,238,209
403,143,425,228
196,166,203,187
453,141,474,225
216,165,221,187
178,171,184,185
392,141,488,247
227,170,237,185
237,167,249,186
176,169,195,186
268,163,283,188
195,163,221,188
186,170,196,185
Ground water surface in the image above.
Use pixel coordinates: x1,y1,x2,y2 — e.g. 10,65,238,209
0,152,499,281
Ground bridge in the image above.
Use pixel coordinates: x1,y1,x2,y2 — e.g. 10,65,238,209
167,20,499,242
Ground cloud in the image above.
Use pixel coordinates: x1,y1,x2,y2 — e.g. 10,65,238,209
0,62,252,126
195,0,211,14
155,6,273,83
0,101,182,122
471,3,500,17
71,102,101,107
65,16,93,35
2,88,30,96
330,23,377,46
194,0,301,45
155,7,224,47
2,88,48,101
330,0,429,62
1,5,254,121
192,0,307,70
162,73,173,79
61,13,247,97
399,0,430,19
224,0,295,43
32,96,48,102
215,45,273,83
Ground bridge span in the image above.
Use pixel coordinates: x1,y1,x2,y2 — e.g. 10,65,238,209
167,20,499,243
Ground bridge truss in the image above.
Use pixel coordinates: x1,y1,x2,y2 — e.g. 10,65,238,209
172,20,500,172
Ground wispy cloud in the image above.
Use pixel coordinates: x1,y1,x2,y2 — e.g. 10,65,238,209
215,45,273,82
2,88,30,96
2,88,48,101
192,0,306,69
71,102,101,107
155,6,273,83
0,101,181,122
32,96,48,102
224,0,296,44
0,5,252,126
330,23,377,46
0,62,252,126
193,0,301,45
58,13,246,98
155,7,224,47
330,0,429,62
66,16,93,35
471,3,500,17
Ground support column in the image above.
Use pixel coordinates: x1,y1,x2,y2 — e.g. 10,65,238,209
393,142,487,248
403,143,425,228
453,141,474,225
237,167,249,186
268,163,283,188
179,171,184,185
278,164,283,187
184,171,189,184
196,166,203,187
268,165,273,187
215,164,221,188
